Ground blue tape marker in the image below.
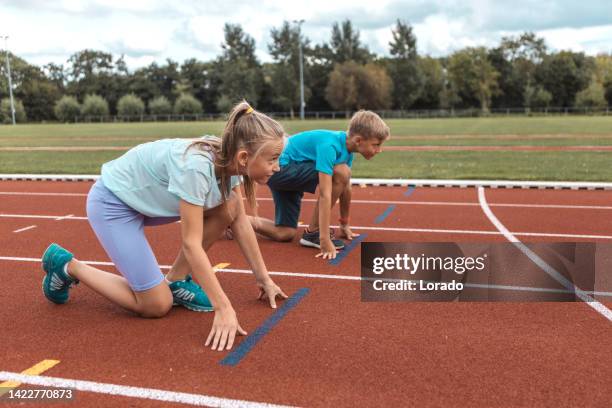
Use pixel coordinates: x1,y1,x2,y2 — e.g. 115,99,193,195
404,185,416,197
329,233,368,266
375,204,396,224
219,288,310,367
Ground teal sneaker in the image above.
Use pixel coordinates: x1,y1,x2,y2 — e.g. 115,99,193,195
168,275,213,312
42,243,79,304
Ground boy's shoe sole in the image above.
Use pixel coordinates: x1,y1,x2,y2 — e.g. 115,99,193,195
299,237,345,250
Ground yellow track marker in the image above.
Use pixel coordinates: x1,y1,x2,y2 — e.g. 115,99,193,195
298,221,304,226
0,359,60,394
213,263,231,272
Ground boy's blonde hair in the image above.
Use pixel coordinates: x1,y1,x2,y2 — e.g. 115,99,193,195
187,101,285,211
348,110,390,141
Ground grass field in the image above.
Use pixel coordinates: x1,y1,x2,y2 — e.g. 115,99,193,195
1,116,612,180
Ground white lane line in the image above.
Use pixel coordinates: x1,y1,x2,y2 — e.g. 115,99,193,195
0,214,87,220
1,214,611,240
0,372,294,408
478,186,612,322
3,255,611,297
55,214,74,221
0,191,87,197
13,225,37,233
3,190,612,211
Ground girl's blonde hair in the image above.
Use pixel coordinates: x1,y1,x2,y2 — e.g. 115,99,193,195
187,101,285,211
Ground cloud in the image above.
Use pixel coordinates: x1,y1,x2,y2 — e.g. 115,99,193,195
2,0,611,70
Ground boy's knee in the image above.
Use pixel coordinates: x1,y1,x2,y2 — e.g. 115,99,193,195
332,164,351,185
274,228,296,242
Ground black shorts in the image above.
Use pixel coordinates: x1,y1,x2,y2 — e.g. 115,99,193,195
267,161,319,228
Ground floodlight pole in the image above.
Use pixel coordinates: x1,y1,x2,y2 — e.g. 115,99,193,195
2,36,16,125
293,20,305,120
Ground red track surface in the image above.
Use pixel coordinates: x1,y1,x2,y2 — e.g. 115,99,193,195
1,181,611,407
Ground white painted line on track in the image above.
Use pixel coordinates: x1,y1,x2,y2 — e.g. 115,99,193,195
3,174,612,189
1,213,611,240
2,255,611,297
4,190,612,211
55,214,74,221
0,371,294,408
478,186,612,322
0,191,87,197
12,225,36,233
0,214,87,220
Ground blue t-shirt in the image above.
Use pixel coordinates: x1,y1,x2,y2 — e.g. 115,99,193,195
279,130,354,175
101,137,241,217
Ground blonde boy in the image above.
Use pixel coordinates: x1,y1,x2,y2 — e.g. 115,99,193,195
251,110,390,259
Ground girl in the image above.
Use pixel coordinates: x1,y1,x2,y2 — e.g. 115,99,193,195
41,101,288,351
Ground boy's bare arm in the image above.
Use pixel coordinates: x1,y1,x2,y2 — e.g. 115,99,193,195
338,182,360,240
339,183,351,220
317,172,337,259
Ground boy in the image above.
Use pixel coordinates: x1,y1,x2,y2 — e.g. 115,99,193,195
250,110,390,260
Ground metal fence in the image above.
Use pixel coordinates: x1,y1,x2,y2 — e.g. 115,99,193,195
63,105,612,123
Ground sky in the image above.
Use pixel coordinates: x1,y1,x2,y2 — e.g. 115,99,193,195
1,0,611,70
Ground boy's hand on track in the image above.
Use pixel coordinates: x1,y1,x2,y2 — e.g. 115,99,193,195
339,224,360,240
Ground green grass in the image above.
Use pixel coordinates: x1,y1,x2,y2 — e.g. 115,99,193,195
1,116,612,180
352,151,612,181
0,151,122,174
2,150,610,182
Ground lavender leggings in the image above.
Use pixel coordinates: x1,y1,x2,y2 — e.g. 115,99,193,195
86,179,179,291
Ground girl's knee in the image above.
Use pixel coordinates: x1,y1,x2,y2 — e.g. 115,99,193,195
139,297,172,318
135,285,173,318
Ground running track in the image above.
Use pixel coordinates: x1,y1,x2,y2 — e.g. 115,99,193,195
0,180,611,407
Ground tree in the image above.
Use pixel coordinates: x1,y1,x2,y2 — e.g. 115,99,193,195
594,54,612,106
117,94,145,117
43,63,66,92
387,20,423,109
448,47,500,112
268,21,311,115
325,61,392,111
0,53,61,121
490,32,548,108
413,56,445,109
179,59,220,113
575,80,607,108
217,24,263,109
81,94,109,118
328,20,372,64
54,96,81,122
523,84,552,108
536,51,594,107
174,93,202,115
21,79,61,121
0,98,27,123
148,96,172,115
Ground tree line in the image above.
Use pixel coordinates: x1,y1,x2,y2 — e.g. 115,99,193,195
1,19,611,123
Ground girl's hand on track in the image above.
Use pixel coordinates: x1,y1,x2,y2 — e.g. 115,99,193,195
257,279,289,309
205,307,247,351
316,238,337,260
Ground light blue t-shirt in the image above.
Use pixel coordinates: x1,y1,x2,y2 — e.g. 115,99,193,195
279,130,354,175
101,137,241,217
